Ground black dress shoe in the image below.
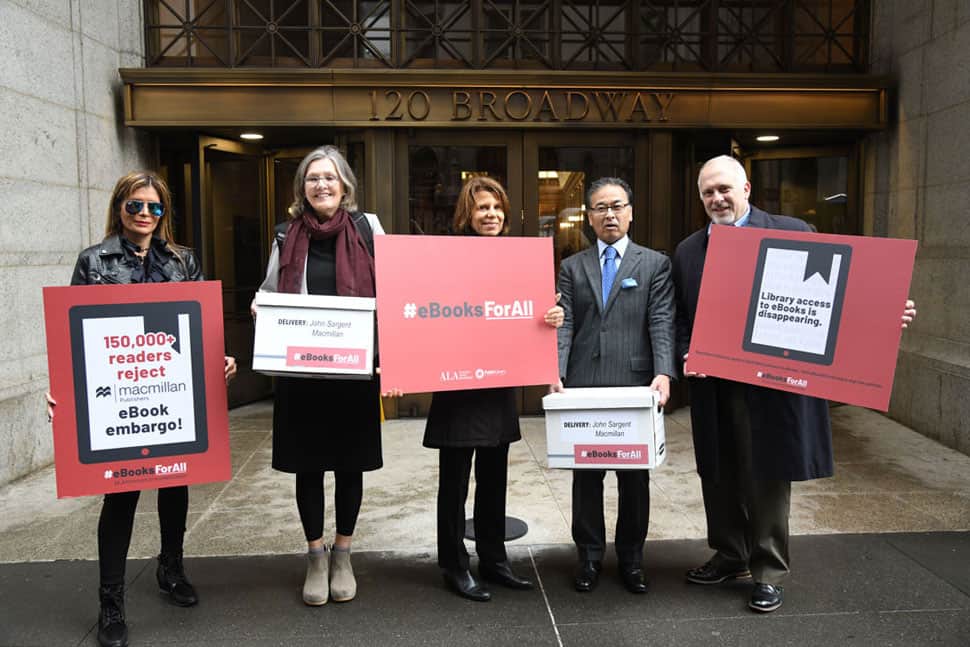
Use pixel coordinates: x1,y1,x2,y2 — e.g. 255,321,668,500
573,560,601,592
479,561,534,590
157,552,198,607
442,569,491,602
619,564,648,594
685,559,752,585
749,583,783,613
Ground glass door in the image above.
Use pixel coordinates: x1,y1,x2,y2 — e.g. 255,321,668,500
198,135,272,406
392,131,522,418
391,131,644,417
743,146,860,235
521,132,637,413
524,133,637,274
403,131,524,235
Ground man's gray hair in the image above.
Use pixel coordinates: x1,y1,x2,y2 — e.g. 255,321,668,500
697,155,747,189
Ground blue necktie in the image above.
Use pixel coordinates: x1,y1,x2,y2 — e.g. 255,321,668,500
602,246,617,307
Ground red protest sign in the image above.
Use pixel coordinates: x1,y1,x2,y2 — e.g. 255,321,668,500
374,235,559,393
43,281,230,498
687,226,916,410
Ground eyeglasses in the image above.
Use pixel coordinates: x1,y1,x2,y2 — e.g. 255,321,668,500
589,202,629,217
305,174,339,186
124,199,165,218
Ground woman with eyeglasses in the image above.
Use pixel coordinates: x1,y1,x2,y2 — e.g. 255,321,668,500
422,176,564,601
54,171,237,647
253,145,383,607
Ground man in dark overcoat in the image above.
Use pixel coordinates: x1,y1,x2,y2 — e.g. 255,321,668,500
673,155,916,613
672,155,834,613
554,177,676,595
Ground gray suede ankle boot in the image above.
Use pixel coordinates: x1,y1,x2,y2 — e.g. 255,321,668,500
302,546,329,606
329,547,357,602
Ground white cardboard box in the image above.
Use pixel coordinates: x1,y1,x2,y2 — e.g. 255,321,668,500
542,387,666,469
252,292,375,378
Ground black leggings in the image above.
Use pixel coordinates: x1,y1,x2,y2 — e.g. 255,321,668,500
295,471,363,542
98,486,188,587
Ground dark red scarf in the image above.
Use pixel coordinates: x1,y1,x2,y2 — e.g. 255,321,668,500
277,208,375,297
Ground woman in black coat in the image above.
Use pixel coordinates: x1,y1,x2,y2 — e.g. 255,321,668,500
53,171,236,647
424,176,563,601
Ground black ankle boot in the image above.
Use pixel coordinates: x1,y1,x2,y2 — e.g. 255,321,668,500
156,552,198,607
98,584,128,647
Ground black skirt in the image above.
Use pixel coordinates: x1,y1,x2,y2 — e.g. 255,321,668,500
423,387,521,449
272,375,383,473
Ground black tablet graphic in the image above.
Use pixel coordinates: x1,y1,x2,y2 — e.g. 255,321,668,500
69,301,207,464
742,239,852,365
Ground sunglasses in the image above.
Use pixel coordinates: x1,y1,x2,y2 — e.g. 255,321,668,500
124,199,165,218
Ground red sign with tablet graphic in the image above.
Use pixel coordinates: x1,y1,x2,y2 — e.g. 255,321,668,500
687,226,916,411
375,235,559,394
43,281,231,498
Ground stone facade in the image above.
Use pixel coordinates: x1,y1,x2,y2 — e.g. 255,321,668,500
2,1,967,489
0,1,153,486
867,1,970,455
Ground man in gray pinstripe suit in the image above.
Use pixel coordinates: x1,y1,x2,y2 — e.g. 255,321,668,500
553,177,676,594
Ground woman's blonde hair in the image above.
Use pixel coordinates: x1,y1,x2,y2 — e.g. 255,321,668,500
452,176,511,234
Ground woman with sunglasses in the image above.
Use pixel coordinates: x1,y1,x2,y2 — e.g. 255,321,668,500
423,176,564,601
62,171,237,647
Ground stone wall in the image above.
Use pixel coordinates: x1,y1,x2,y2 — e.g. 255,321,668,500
867,1,970,455
0,1,153,486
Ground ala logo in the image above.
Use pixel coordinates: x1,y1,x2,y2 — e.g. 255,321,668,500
440,370,473,382
103,469,113,480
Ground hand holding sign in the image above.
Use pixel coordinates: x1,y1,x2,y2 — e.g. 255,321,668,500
902,299,916,328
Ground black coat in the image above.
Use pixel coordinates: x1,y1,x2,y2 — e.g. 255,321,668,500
423,387,520,449
71,235,202,285
672,206,834,482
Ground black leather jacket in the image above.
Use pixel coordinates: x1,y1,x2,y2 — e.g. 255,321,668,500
70,235,202,286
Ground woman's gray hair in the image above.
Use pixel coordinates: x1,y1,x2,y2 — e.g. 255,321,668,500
288,145,358,218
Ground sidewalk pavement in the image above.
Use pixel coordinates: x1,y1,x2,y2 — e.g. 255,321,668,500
1,404,969,645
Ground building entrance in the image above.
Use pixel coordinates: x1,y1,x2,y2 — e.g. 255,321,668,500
396,130,643,416
163,128,863,416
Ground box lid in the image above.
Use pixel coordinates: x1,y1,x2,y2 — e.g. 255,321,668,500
254,291,375,311
542,386,659,411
